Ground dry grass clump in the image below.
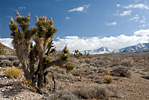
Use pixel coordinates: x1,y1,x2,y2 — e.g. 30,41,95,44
103,75,114,83
4,66,22,79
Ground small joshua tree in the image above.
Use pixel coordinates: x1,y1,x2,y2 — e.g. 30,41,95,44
74,50,83,58
9,11,71,91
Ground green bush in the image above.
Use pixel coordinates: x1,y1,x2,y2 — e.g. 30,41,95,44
4,66,22,79
66,64,75,72
43,55,51,64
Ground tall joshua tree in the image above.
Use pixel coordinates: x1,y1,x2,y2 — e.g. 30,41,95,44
9,11,71,90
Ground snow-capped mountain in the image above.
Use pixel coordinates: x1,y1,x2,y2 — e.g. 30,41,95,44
86,43,149,54
89,46,113,54
70,43,149,54
117,43,149,53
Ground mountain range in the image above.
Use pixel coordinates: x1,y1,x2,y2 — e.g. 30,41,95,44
0,42,149,55
83,43,149,54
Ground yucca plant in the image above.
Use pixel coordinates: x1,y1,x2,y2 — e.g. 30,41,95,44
9,11,70,92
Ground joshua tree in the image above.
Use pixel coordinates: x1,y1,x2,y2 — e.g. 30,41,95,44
9,11,71,91
74,50,83,58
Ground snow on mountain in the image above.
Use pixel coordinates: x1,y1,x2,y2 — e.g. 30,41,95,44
117,43,149,53
70,43,149,54
89,46,113,54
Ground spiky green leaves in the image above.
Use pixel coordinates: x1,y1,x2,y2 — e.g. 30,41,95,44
46,27,57,38
60,45,70,64
9,11,31,40
60,53,69,62
31,27,37,35
35,16,57,38
74,49,83,58
63,45,69,54
43,55,51,64
16,16,30,23
66,64,75,72
9,22,18,32
15,32,24,40
25,29,31,40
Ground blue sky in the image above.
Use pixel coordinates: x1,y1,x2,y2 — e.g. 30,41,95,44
0,0,149,51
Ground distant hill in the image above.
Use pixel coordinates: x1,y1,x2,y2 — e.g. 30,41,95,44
86,47,113,54
117,43,149,53
75,43,149,54
0,43,15,55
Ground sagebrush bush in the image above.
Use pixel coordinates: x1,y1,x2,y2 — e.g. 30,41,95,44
4,66,22,79
120,59,133,67
103,75,113,83
111,67,131,77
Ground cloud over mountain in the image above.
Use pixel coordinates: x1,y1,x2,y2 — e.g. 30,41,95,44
0,29,148,51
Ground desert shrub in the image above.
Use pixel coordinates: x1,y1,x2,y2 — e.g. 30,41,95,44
0,60,12,67
120,60,133,67
94,60,105,67
82,64,90,68
71,69,85,76
13,60,20,66
54,72,73,81
0,55,6,60
72,84,121,99
45,84,121,99
46,90,79,100
85,59,90,64
142,75,149,80
65,64,75,72
49,67,66,74
83,68,94,76
7,56,18,61
4,66,22,79
73,85,104,99
88,74,103,84
111,67,131,77
104,75,113,83
97,67,106,73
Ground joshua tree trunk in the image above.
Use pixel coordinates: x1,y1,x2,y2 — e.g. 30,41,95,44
37,52,45,88
13,40,32,80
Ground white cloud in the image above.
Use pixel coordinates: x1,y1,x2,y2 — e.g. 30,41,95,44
105,22,117,26
129,15,146,26
65,17,70,20
117,4,120,7
54,29,149,51
120,10,132,16
1,29,148,51
129,14,139,21
68,4,91,12
139,24,146,27
134,29,149,36
123,4,149,9
139,16,146,24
